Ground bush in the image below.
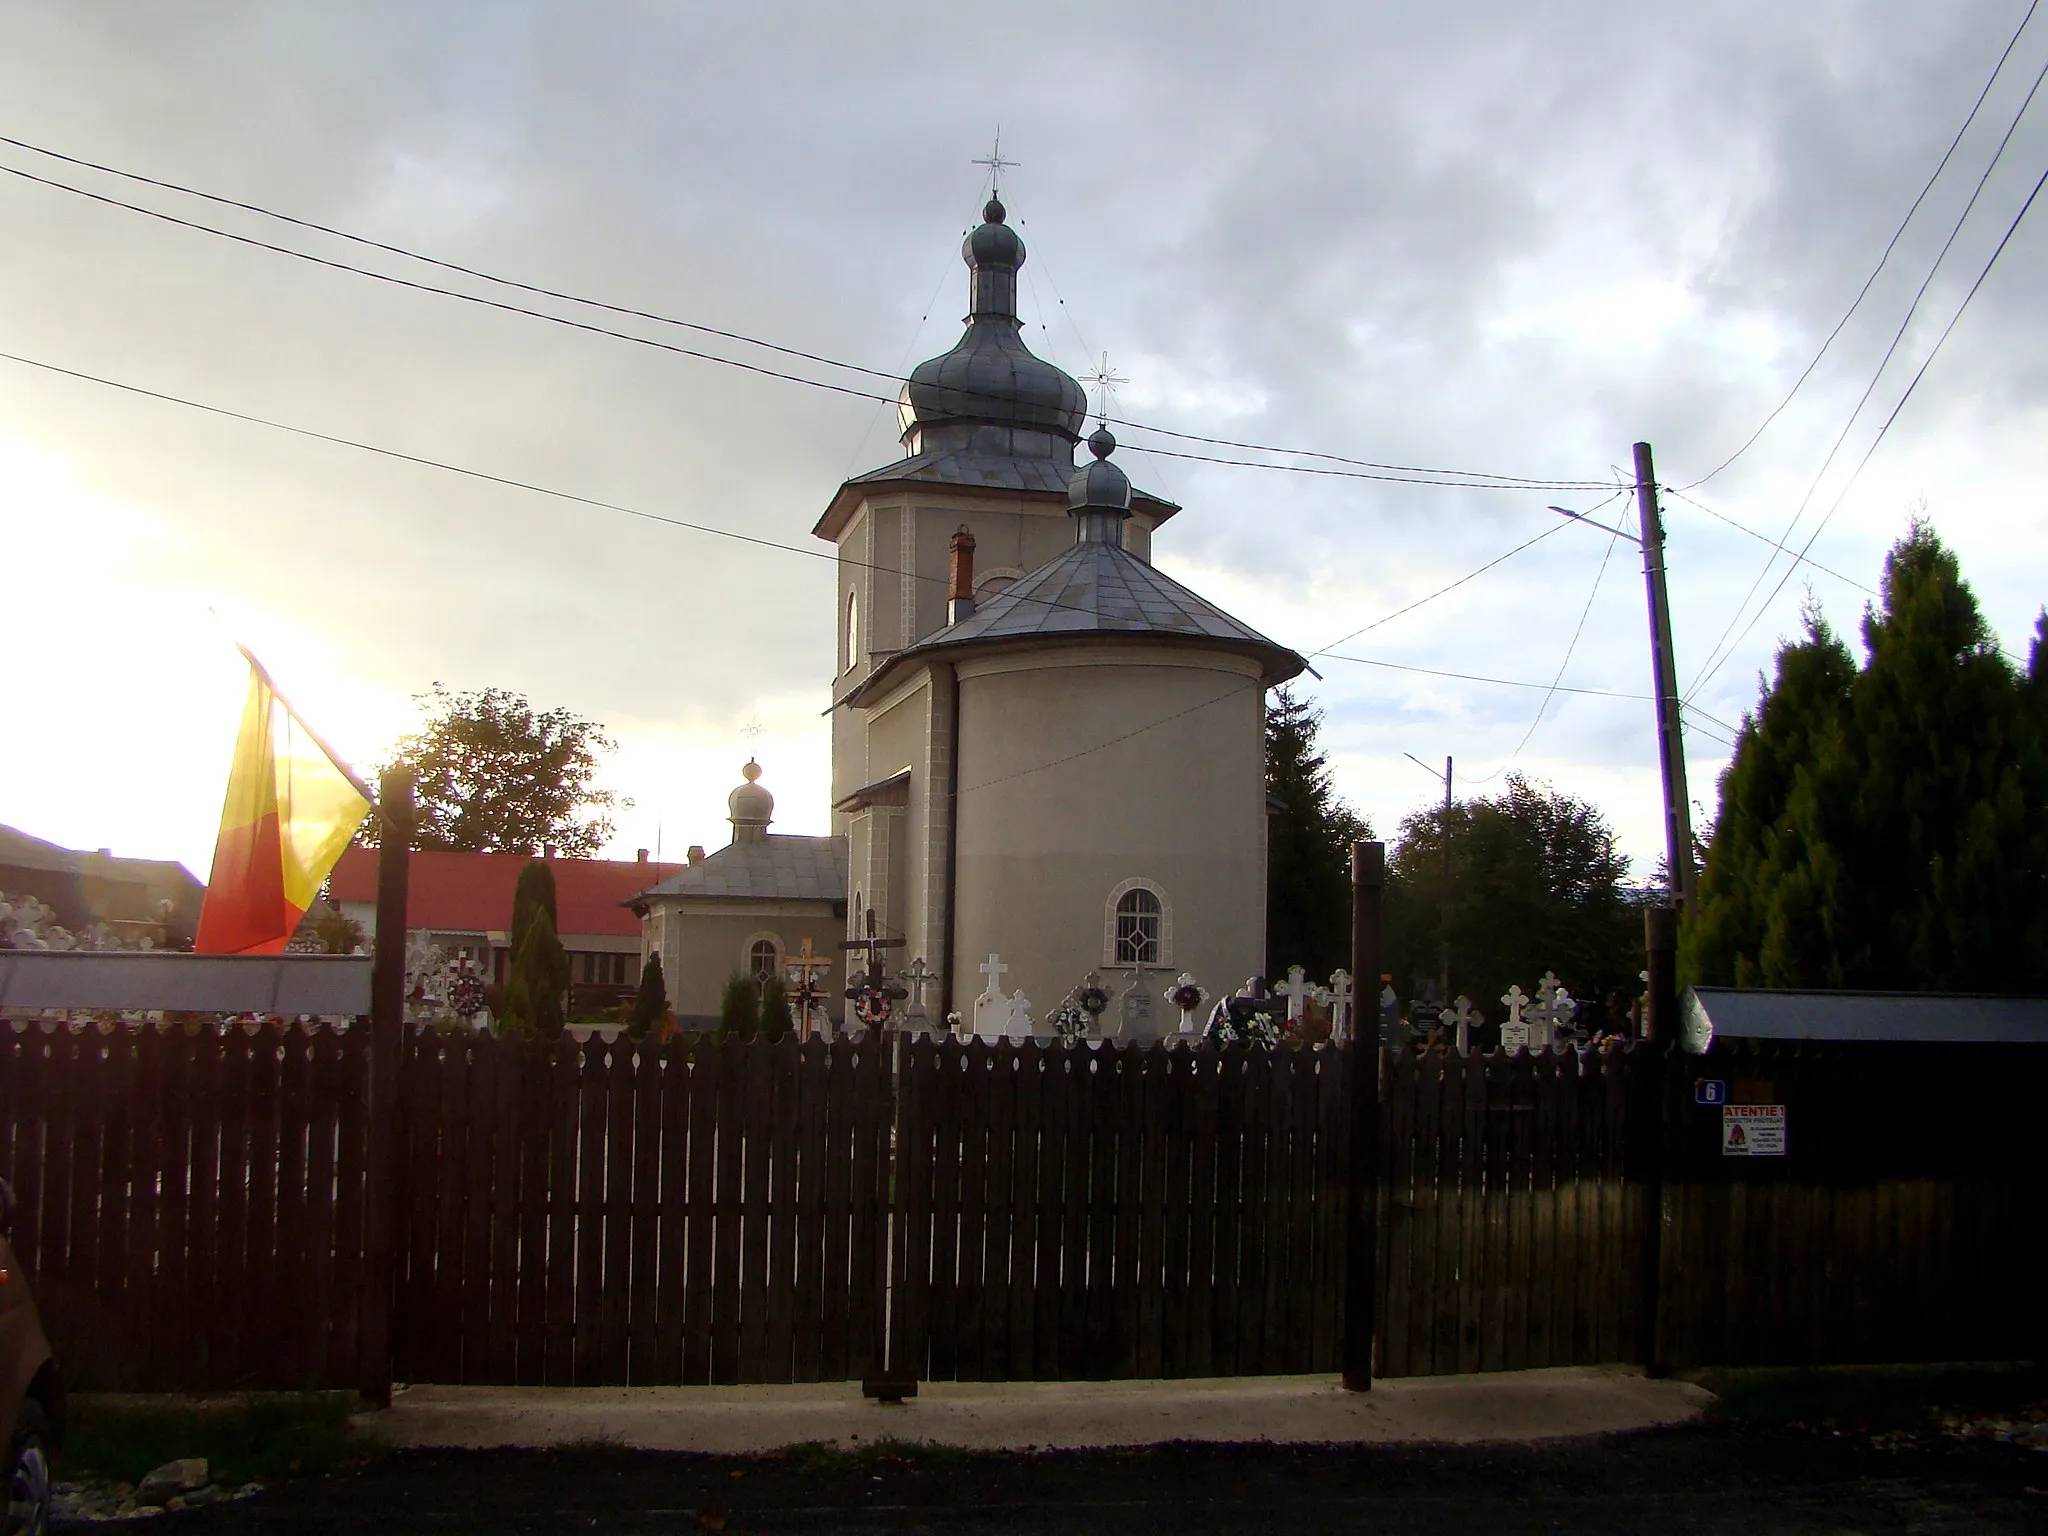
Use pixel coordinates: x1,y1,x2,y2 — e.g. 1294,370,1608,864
758,972,791,1041
718,971,758,1040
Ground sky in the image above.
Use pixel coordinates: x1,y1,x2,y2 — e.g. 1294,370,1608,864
4,1,2047,884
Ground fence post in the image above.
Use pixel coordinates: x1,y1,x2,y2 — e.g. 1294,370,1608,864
1342,840,1385,1390
359,767,413,1407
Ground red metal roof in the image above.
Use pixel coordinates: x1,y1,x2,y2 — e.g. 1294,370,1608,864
327,847,680,940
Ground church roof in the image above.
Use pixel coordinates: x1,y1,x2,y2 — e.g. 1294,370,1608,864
844,537,1306,703
633,834,846,905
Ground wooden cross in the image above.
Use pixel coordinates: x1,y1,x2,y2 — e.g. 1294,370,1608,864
972,128,1020,196
1273,964,1316,1023
785,936,834,1041
840,905,906,980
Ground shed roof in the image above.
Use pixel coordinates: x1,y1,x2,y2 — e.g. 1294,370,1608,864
1681,986,2048,1052
633,835,846,905
327,847,682,939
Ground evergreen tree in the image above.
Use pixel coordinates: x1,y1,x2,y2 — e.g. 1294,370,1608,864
1385,775,1638,1014
627,952,669,1040
1683,522,2045,990
717,971,758,1040
1265,685,1372,978
510,859,558,959
757,973,792,1041
502,904,568,1038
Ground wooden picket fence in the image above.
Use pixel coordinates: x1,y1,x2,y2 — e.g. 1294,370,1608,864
4,1019,2044,1391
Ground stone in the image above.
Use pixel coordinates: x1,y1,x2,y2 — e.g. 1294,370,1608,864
135,1458,208,1503
235,1482,266,1499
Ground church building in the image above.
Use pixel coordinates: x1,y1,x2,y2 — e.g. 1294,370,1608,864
820,194,1305,1028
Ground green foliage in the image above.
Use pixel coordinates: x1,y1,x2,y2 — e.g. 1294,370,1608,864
311,910,364,955
1385,774,1640,1014
360,683,623,855
510,859,558,957
62,1392,360,1487
718,970,758,1040
627,951,669,1040
1683,523,2048,991
1265,685,1372,977
758,972,792,1041
502,903,568,1039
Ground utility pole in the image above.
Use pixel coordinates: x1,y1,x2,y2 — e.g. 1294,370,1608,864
1632,442,1697,910
1403,752,1453,1003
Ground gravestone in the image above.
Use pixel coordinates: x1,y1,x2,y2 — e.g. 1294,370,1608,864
970,953,1010,1041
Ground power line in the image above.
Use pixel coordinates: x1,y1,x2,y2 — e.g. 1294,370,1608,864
1686,42,2048,690
1660,485,1875,595
2,342,1621,699
1680,0,2043,489
0,132,1610,493
1306,485,1629,656
1686,146,2048,701
1466,511,1628,785
1318,653,1651,700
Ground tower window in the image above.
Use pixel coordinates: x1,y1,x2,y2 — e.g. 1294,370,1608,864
845,590,860,671
1114,887,1162,965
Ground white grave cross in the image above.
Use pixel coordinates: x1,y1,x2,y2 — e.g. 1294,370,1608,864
1499,984,1531,1054
1439,995,1481,1056
971,952,1011,1041
1325,970,1354,1044
1274,965,1316,1025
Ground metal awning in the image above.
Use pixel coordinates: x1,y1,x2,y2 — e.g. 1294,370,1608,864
1682,985,2048,1052
0,951,372,1015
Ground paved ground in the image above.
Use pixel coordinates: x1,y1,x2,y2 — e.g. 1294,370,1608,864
77,1429,2048,1533
353,1368,1715,1454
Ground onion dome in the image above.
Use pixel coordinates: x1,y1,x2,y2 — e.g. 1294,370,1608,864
1067,425,1133,545
897,197,1088,454
727,759,774,843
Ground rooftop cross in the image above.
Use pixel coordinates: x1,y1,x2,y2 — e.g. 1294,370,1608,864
740,718,765,749
1081,351,1127,428
971,128,1020,197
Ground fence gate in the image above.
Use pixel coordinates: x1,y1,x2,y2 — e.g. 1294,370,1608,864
390,1032,893,1386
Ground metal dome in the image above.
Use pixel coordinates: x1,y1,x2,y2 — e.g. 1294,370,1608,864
898,199,1087,449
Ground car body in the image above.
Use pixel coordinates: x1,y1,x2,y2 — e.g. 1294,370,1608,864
0,1178,62,1536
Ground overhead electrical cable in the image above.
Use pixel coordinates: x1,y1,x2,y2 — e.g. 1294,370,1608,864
1686,146,2048,701
0,133,1610,492
1685,42,2048,691
1306,485,1630,657
1318,653,1651,701
1660,485,1875,595
2,343,1635,703
1680,0,2043,489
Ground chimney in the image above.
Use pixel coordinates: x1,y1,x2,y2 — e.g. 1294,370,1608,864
636,848,649,864
687,845,706,866
543,844,556,860
948,525,977,624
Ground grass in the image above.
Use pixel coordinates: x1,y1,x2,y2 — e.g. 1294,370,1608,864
1695,1362,2048,1435
775,1438,972,1474
60,1391,364,1488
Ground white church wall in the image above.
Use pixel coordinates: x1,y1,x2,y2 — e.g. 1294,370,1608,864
950,645,1267,1025
650,898,844,1027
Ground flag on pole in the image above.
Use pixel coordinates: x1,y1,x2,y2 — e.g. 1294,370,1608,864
194,651,374,955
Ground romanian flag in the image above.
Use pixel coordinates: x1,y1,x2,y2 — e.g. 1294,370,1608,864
194,653,374,954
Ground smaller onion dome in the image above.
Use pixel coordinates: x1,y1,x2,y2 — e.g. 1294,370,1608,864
727,759,774,843
1066,425,1132,544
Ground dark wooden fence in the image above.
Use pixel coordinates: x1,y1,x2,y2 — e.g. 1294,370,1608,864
0,1021,371,1392
4,1019,2043,1391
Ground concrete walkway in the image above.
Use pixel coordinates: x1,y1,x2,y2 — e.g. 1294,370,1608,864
354,1368,1713,1455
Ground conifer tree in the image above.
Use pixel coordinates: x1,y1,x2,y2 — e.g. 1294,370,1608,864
717,971,758,1040
502,904,568,1038
1684,522,2046,990
628,952,669,1040
1265,686,1372,977
757,973,792,1041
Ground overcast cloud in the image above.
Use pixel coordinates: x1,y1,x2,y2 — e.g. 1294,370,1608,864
4,1,2046,880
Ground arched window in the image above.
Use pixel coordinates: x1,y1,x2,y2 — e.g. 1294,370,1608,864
975,566,1022,601
1114,887,1162,965
748,937,780,981
845,590,860,672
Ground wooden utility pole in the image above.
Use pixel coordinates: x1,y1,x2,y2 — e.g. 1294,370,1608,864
1633,442,1697,910
359,766,413,1408
1342,840,1385,1391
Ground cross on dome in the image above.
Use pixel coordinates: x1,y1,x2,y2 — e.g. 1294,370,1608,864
971,128,1020,198
1082,351,1127,428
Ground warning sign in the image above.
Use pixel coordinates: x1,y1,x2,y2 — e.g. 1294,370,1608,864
1722,1103,1787,1157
